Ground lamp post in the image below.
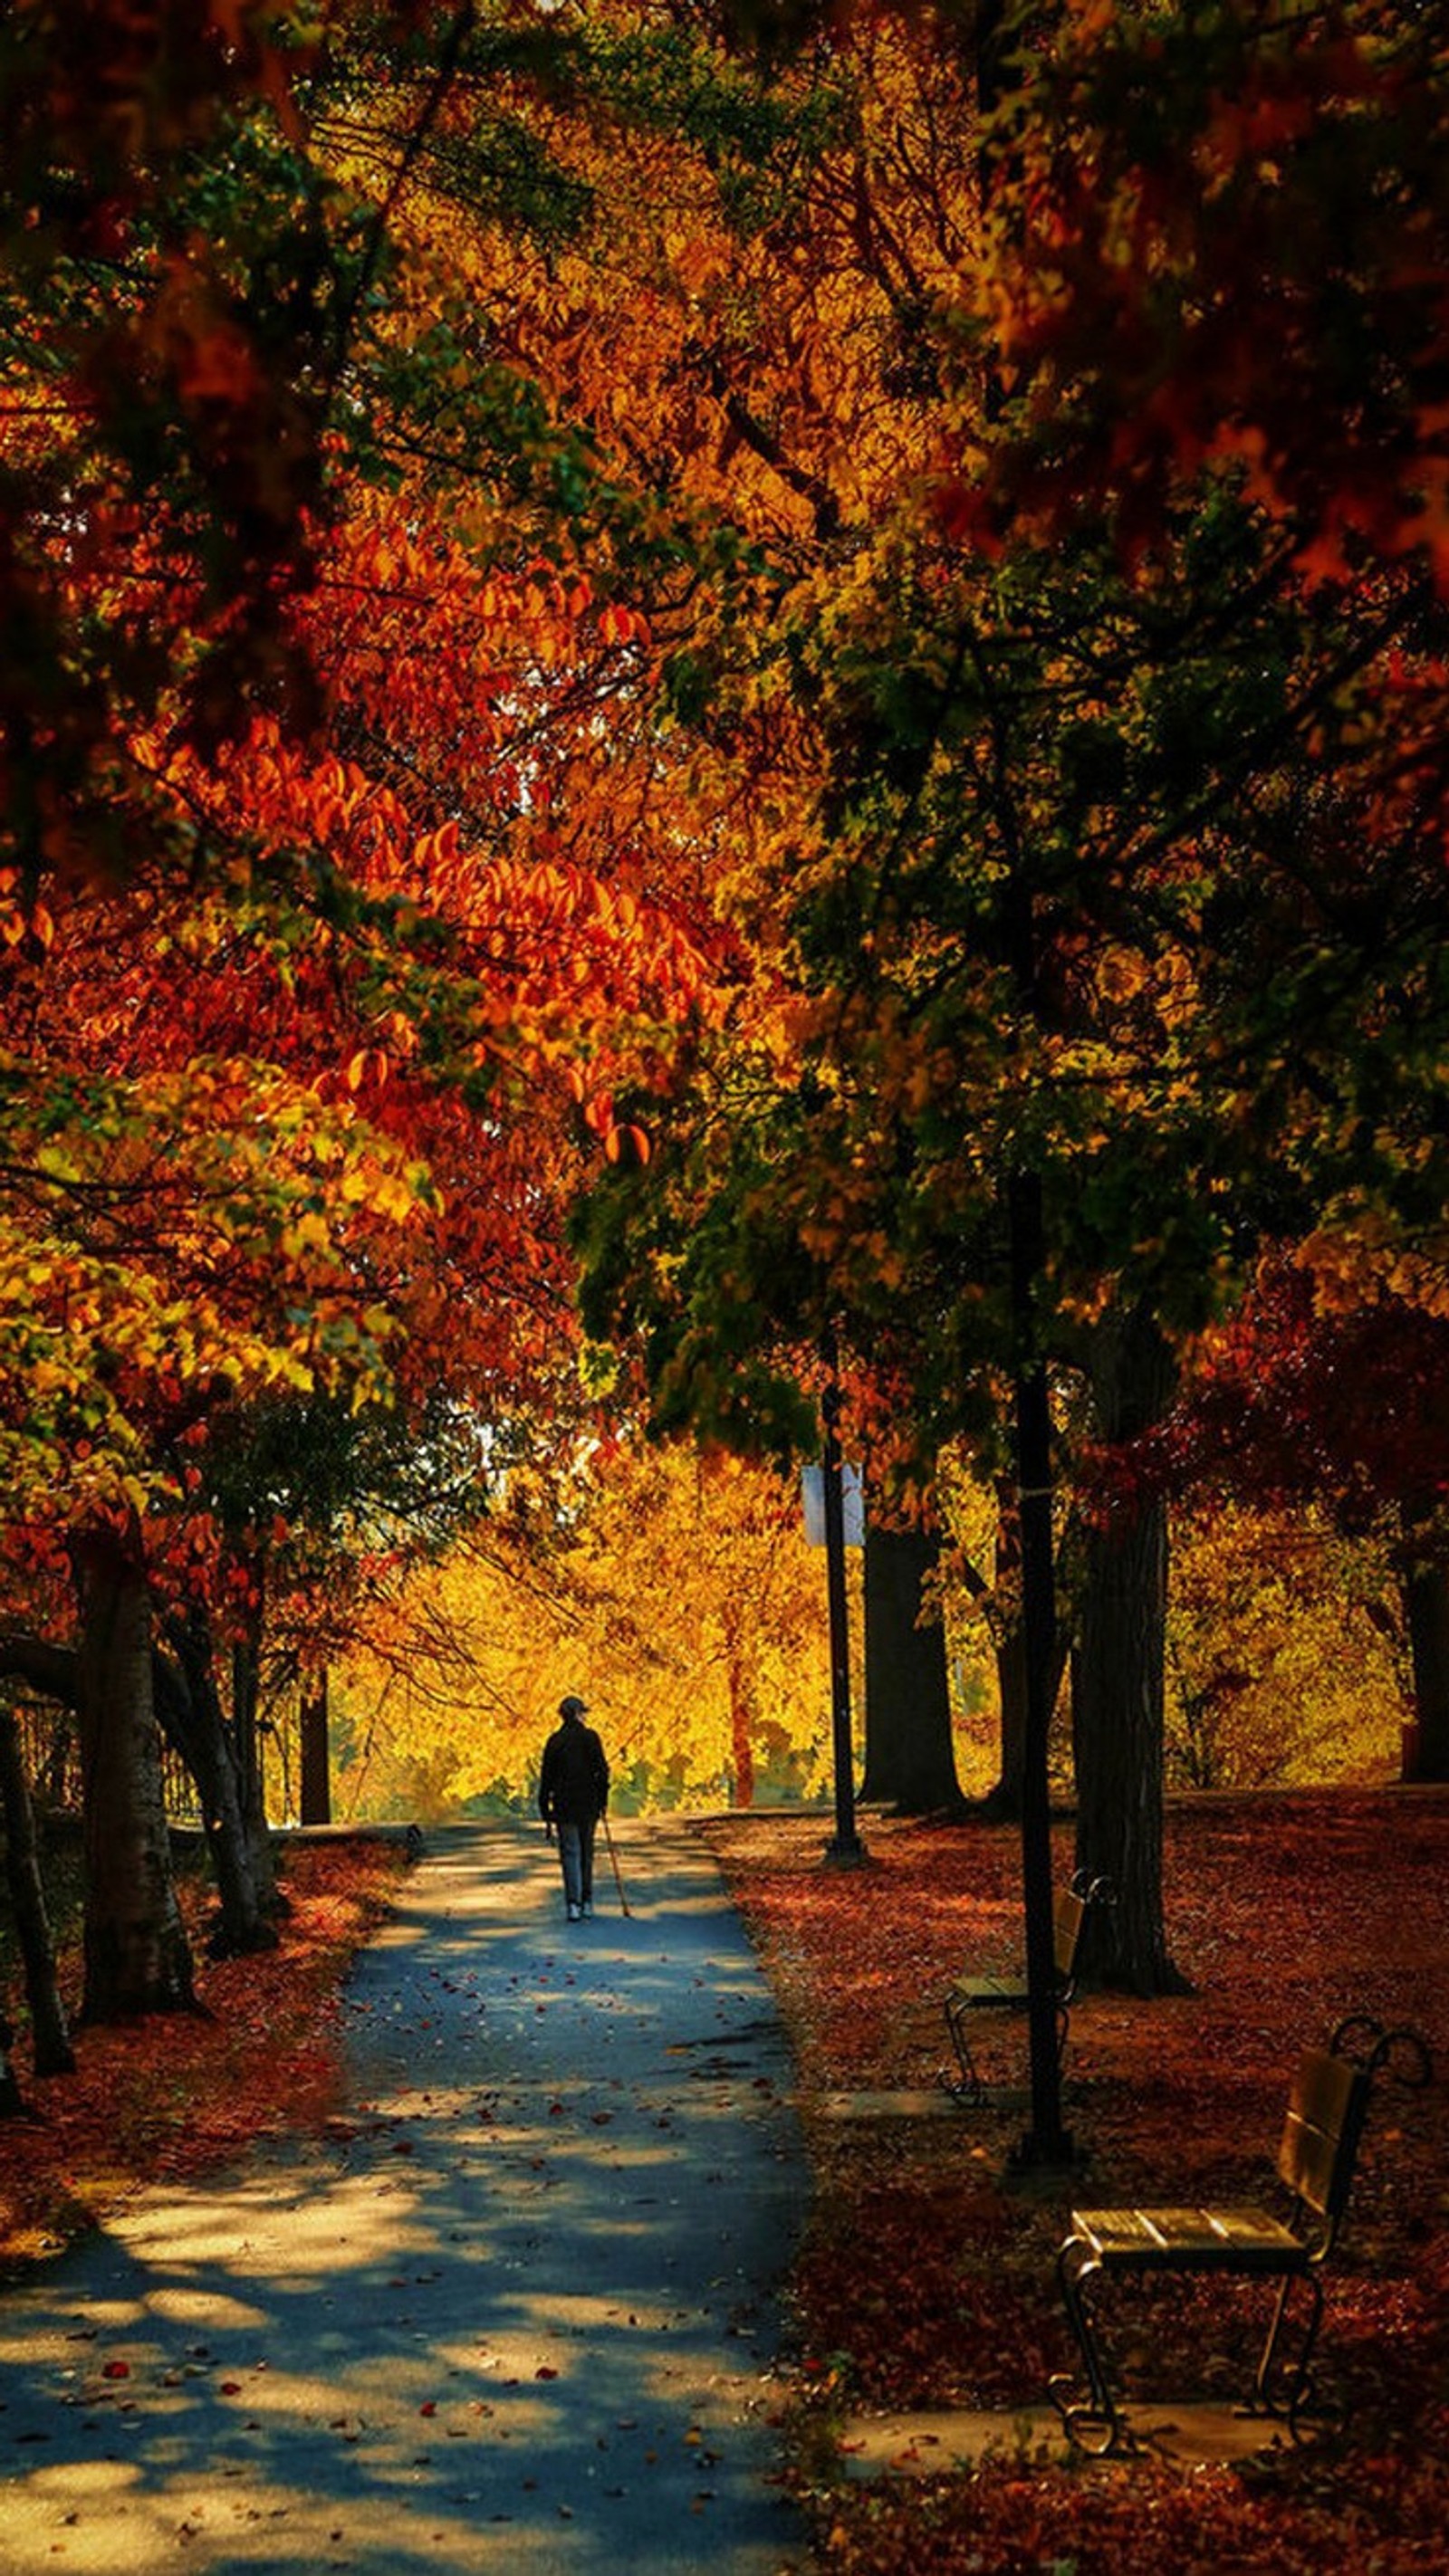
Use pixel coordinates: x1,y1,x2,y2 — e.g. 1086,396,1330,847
1009,1172,1073,2169
820,1326,864,1864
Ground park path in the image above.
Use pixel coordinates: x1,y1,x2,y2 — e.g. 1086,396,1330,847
0,1821,808,2575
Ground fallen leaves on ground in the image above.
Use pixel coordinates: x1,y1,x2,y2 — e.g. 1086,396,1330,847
703,1790,1449,2575
0,1839,409,2273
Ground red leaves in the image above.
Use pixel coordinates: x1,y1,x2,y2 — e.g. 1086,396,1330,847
0,1843,408,2273
707,1798,1449,2571
974,0,1449,593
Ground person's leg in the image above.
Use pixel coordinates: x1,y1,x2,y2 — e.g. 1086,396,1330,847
579,1817,597,1912
558,1820,583,1915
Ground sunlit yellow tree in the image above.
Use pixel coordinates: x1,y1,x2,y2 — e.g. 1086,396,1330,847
329,1439,832,1817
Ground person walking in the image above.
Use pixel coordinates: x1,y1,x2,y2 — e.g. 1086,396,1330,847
539,1695,610,1921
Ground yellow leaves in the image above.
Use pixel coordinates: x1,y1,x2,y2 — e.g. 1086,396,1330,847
329,1438,832,1817
1293,1221,1449,1321
279,1210,331,1261
0,1029,437,1521
370,1167,427,1226
1097,943,1148,1005
346,1047,389,1094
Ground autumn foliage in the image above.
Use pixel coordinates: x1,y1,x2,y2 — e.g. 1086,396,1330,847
1,9,1447,2486
706,1794,1449,2573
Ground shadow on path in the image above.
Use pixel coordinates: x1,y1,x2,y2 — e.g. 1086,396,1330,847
0,1821,807,2575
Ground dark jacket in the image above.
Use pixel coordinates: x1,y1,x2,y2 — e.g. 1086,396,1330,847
539,1718,609,1825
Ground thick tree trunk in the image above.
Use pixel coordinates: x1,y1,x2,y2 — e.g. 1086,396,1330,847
860,1526,964,1813
72,1531,196,2021
156,1612,278,1956
1072,1306,1185,1995
232,1614,283,1917
1399,1512,1449,1782
299,1671,332,1824
0,1700,75,2075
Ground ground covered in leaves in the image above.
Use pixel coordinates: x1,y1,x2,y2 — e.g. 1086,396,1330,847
702,1791,1449,2575
0,1835,408,2274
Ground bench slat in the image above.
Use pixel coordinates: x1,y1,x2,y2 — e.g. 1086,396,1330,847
947,1974,1030,2009
1070,2202,1305,2269
1277,2049,1368,2217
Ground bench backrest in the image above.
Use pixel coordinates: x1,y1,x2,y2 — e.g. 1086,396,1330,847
1052,1884,1089,1984
1051,1873,1111,1989
1275,2046,1371,2240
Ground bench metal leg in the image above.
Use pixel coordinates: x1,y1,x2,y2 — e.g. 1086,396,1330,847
940,1994,1072,2107
939,1995,986,2104
1051,2236,1131,2455
1249,2267,1331,2437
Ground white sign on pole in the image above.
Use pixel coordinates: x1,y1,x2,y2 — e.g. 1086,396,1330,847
801,1463,865,1549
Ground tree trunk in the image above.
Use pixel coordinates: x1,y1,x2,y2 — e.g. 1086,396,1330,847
974,1484,1072,1820
299,1671,332,1824
232,1612,283,1918
0,1699,75,2075
0,2012,23,2115
860,1525,964,1812
156,1611,279,1956
72,1531,196,2021
1399,1511,1449,1782
1072,1305,1185,1995
725,1642,755,1810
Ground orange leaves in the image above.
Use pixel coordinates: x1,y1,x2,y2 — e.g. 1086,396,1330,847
0,870,54,952
411,819,460,880
580,1087,652,1166
597,600,650,649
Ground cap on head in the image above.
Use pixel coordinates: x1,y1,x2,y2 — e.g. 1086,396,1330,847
559,1694,589,1720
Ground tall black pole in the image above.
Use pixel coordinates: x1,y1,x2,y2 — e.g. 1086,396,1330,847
820,1328,863,1863
1010,1170,1072,2165
980,0,1070,2160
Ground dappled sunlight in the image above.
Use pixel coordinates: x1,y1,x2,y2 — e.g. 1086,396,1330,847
14,2457,146,2501
0,1822,805,2575
116,2168,434,2279
137,2288,270,2334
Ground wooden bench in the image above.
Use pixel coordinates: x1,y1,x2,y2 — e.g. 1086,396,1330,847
1051,2014,1434,2454
940,1871,1112,2104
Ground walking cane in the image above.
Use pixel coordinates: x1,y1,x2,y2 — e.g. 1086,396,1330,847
601,1811,632,1918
